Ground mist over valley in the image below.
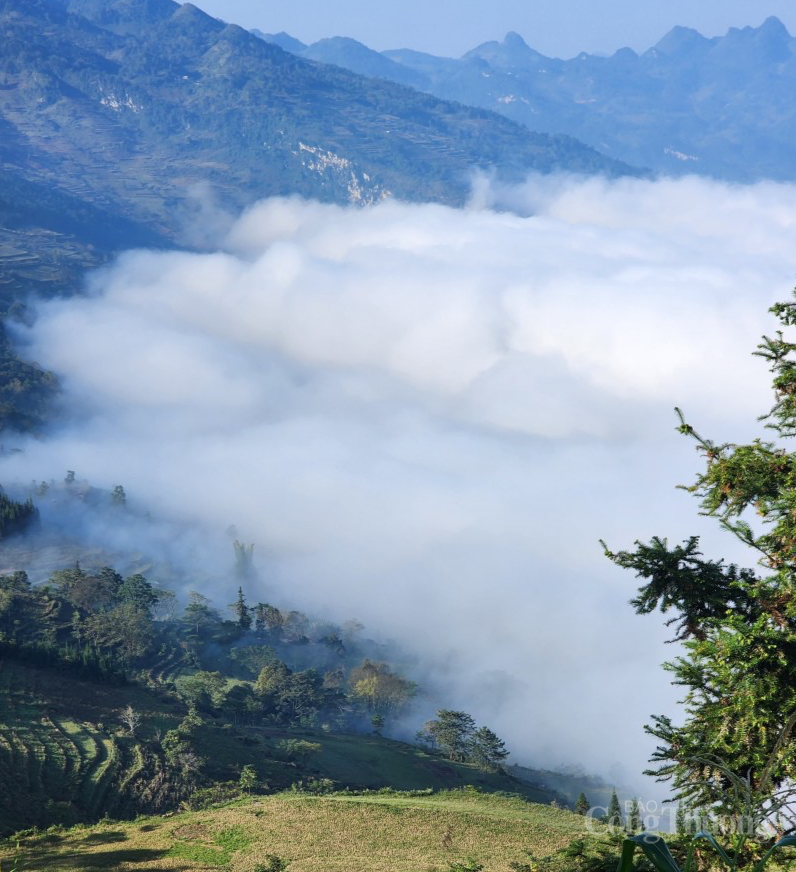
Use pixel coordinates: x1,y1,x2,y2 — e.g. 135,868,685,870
1,1,796,867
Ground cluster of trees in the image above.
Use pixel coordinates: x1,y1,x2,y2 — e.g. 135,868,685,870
174,664,342,728
0,489,38,538
0,565,161,679
0,556,419,736
416,710,510,773
169,654,418,731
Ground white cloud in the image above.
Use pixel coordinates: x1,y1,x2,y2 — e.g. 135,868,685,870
6,174,796,788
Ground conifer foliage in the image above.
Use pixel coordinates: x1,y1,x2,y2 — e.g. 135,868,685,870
416,710,510,771
0,488,38,538
606,789,622,828
604,292,796,813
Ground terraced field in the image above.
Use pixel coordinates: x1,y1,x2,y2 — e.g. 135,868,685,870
1,789,608,872
0,662,177,835
0,660,565,838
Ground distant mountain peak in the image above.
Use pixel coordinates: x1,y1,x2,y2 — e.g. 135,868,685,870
313,35,371,50
726,15,791,40
653,25,711,56
252,30,308,53
464,30,542,66
503,31,529,49
756,15,792,41
758,15,790,34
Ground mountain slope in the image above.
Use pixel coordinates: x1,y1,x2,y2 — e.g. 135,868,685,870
264,17,796,182
0,0,632,249
0,661,556,836
0,0,635,432
2,789,606,871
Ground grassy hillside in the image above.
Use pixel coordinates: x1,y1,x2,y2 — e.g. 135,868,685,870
0,789,610,871
0,661,558,836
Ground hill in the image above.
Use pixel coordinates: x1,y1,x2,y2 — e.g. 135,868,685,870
0,486,578,837
0,660,557,837
0,0,632,294
0,788,613,871
0,0,637,434
259,17,796,182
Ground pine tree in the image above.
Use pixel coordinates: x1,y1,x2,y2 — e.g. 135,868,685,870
0,489,39,538
110,485,126,506
606,789,622,828
627,797,642,833
575,792,590,816
603,291,796,815
468,726,509,772
422,710,476,761
231,586,252,631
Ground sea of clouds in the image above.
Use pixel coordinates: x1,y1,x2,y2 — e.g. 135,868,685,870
5,173,796,789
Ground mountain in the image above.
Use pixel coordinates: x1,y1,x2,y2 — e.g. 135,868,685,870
299,36,429,89
262,17,796,182
0,0,635,432
0,0,632,271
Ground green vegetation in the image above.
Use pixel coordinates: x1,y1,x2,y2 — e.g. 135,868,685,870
0,323,59,434
0,0,638,439
618,831,796,872
0,789,604,871
0,479,573,836
417,711,509,773
604,292,796,817
0,491,37,539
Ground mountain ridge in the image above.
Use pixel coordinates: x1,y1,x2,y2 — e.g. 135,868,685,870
258,16,796,182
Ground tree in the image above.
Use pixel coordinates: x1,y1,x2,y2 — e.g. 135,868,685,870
371,713,385,735
229,644,278,678
110,485,126,507
627,797,642,834
277,738,322,768
223,683,255,724
0,490,38,539
175,671,227,710
606,789,622,828
348,660,416,714
230,586,252,631
575,792,590,816
118,573,158,613
253,603,284,638
468,726,509,773
276,669,330,725
118,704,142,736
254,661,290,696
84,602,153,662
152,589,177,621
420,710,476,761
183,591,221,637
239,764,257,793
603,293,796,815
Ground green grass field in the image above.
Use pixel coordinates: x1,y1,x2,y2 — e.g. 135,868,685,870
1,789,606,871
0,661,561,836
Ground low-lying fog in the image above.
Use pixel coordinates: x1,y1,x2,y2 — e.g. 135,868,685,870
5,174,796,792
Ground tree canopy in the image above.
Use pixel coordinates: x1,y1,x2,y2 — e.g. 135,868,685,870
604,292,796,813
